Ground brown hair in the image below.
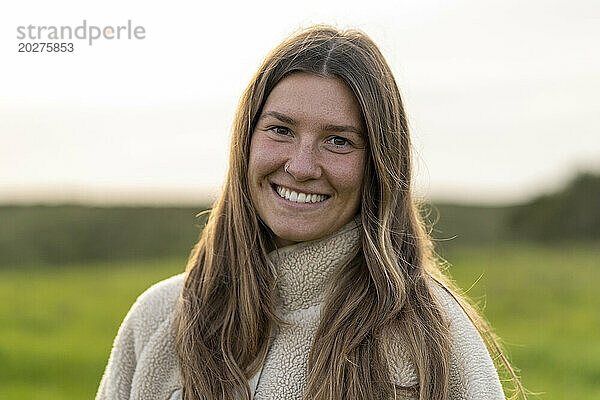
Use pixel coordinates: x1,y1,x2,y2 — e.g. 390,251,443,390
175,25,525,400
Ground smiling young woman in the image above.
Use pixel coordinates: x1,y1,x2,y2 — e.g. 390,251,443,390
96,26,525,400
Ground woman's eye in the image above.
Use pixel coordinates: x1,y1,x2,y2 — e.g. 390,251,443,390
272,126,291,136
328,136,350,147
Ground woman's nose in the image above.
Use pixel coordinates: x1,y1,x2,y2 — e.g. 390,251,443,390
284,142,322,181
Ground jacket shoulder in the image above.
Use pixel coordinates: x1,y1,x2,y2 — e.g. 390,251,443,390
430,282,506,399
132,273,185,315
126,273,185,337
111,272,186,363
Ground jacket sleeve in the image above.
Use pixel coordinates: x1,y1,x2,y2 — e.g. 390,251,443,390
96,298,141,399
433,285,506,400
95,273,185,400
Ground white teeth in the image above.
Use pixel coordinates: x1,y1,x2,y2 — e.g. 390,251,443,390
275,185,327,204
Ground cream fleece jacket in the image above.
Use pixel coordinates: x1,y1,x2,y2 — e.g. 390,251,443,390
96,220,505,399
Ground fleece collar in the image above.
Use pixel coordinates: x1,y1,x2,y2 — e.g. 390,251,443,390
267,216,362,313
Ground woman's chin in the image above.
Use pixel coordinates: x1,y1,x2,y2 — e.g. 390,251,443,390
271,227,328,246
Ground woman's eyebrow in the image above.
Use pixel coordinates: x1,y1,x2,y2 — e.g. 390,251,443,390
259,111,296,125
261,110,362,135
320,123,363,136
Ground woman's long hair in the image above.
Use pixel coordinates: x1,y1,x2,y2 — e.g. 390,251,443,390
175,26,525,400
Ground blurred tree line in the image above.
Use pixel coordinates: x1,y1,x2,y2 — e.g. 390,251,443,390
508,172,600,241
0,206,208,267
423,171,600,246
1,172,598,267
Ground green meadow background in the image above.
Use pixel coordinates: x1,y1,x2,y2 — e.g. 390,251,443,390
1,173,599,400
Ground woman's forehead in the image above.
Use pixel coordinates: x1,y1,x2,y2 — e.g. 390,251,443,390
260,72,363,131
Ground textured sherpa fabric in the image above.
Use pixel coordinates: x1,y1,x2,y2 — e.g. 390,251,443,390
253,218,362,398
96,218,505,400
95,273,183,400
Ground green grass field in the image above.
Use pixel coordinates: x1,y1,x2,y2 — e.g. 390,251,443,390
441,242,600,399
1,243,598,399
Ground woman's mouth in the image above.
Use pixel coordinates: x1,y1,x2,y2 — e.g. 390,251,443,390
273,184,330,204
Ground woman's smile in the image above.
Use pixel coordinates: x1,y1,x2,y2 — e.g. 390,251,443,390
272,183,330,204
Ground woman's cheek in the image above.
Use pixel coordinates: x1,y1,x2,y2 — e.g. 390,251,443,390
327,152,365,189
250,136,287,175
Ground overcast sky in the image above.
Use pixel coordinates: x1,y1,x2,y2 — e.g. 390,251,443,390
1,0,598,205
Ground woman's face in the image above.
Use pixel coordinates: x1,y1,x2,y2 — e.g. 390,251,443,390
248,72,366,247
